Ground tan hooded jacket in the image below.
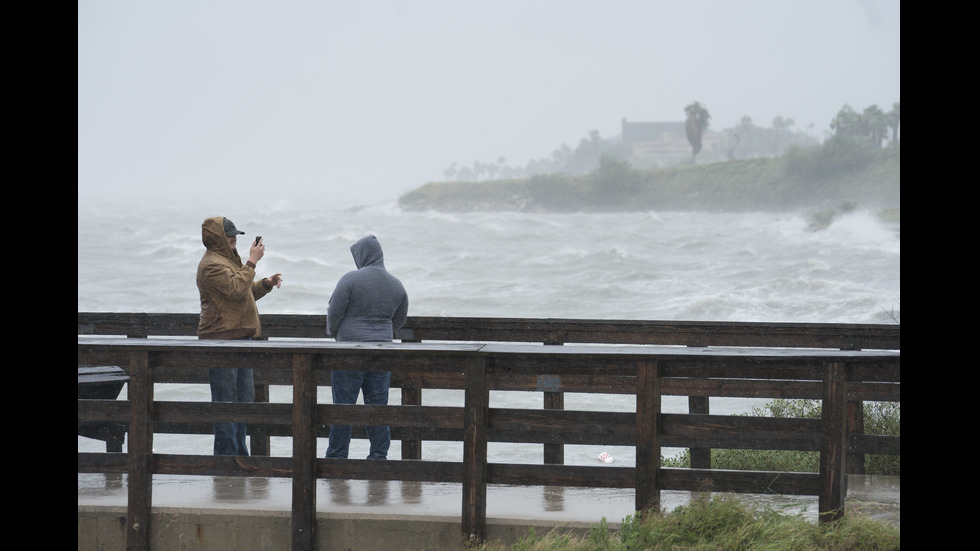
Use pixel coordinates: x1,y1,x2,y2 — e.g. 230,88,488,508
196,217,272,340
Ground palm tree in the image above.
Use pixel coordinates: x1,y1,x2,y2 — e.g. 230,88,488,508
684,101,711,162
887,102,900,145
830,105,861,137
862,105,889,148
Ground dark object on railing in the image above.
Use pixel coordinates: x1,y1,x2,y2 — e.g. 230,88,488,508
78,365,128,399
78,366,129,452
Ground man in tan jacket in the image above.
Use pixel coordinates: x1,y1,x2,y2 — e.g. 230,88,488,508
197,216,283,455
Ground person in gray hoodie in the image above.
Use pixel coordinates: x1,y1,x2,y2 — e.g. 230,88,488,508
325,235,409,459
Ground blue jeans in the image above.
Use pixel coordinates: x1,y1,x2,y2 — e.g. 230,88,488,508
326,370,391,459
209,367,254,456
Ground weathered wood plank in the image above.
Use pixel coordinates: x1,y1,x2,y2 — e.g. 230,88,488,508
78,399,130,422
400,373,423,460
315,458,464,482
543,390,564,465
78,312,901,350
251,384,271,456
688,395,711,469
488,409,634,445
126,350,152,551
291,353,316,551
317,404,464,429
661,414,823,451
635,359,661,514
661,468,822,495
152,454,294,477
488,463,634,488
462,356,489,544
820,362,848,522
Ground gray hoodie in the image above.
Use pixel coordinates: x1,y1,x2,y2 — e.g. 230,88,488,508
326,235,409,342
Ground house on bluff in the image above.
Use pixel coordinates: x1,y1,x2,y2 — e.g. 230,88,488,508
621,118,724,167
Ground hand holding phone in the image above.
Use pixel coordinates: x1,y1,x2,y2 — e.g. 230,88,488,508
248,236,264,265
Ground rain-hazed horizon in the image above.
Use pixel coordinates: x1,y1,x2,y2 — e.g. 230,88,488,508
78,0,899,211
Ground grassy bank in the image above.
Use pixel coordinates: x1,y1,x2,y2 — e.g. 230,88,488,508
400,138,899,215
467,397,900,550
471,495,900,550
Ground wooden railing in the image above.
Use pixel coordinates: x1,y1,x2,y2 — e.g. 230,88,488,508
77,313,900,551
77,312,900,350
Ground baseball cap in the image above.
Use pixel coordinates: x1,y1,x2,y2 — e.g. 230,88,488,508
223,218,245,237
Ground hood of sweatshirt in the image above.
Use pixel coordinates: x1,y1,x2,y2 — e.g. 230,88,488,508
201,216,241,265
351,235,385,269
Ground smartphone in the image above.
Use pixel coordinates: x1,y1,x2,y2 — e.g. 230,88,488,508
254,236,262,246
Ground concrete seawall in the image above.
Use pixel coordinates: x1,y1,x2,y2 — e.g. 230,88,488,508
78,506,598,551
78,474,898,550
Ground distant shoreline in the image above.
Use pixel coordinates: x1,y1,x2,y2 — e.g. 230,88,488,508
398,147,900,215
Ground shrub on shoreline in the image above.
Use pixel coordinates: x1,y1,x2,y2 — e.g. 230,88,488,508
472,494,900,550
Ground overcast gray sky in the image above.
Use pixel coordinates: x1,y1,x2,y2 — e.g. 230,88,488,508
78,1,899,210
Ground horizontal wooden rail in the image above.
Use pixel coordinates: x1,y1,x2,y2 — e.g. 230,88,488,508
78,335,899,550
78,312,900,350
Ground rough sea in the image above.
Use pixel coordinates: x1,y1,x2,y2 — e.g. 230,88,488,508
77,195,900,465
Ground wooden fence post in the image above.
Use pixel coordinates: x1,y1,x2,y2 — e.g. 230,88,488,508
543,338,565,465
819,361,848,522
462,356,489,544
251,383,271,456
291,353,316,551
399,334,423,460
401,374,423,460
126,350,153,551
688,395,710,468
846,401,865,474
543,391,564,464
635,359,661,514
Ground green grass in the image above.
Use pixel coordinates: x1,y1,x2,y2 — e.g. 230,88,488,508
470,495,899,550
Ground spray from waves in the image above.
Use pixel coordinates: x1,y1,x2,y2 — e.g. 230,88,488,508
818,210,900,251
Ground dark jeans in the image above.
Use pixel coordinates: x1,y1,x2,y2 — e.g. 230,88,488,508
209,367,254,456
325,370,391,459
